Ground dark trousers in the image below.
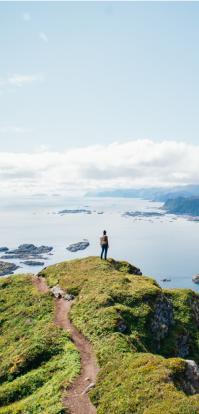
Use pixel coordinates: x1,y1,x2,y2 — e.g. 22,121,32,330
101,244,108,260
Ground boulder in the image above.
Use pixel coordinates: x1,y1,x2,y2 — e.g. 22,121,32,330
50,285,65,298
192,274,199,284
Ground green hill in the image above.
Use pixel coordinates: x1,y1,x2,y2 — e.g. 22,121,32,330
0,275,80,414
1,257,199,413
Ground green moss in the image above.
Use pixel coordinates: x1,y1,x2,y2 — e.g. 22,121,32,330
0,275,80,414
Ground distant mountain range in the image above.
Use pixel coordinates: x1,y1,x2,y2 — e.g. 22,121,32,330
163,197,199,216
86,185,199,202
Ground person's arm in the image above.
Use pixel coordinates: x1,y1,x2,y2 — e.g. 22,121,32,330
107,237,109,248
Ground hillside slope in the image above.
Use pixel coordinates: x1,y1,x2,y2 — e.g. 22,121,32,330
40,257,199,414
0,275,80,414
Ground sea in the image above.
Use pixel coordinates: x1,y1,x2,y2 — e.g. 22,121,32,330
0,196,199,292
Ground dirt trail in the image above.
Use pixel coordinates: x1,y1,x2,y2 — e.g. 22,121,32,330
33,276,99,414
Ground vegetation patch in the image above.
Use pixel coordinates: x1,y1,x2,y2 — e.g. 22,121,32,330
40,256,199,413
0,275,80,414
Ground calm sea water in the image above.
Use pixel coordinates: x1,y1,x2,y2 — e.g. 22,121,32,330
0,196,199,293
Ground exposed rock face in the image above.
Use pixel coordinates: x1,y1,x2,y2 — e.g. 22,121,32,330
0,261,19,276
0,247,9,252
177,334,190,358
22,261,45,266
123,211,164,218
190,296,199,327
1,244,53,260
66,241,90,252
151,295,174,345
182,360,199,395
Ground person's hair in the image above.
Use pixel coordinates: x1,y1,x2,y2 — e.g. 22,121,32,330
103,230,107,235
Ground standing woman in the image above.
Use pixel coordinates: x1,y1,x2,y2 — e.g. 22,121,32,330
100,230,109,260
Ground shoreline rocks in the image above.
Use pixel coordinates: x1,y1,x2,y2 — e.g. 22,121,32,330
0,261,19,276
1,244,53,260
21,261,45,266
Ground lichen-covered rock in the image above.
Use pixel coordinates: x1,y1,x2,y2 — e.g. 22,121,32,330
151,294,174,345
50,285,65,298
181,360,199,395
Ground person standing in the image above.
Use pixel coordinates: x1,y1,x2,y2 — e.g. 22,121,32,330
100,230,109,260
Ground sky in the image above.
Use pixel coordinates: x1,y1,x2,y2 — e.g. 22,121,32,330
0,1,199,196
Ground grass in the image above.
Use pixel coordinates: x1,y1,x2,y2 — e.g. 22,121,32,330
0,275,80,414
40,256,199,413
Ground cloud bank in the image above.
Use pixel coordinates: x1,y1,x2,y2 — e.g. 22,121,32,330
0,140,198,197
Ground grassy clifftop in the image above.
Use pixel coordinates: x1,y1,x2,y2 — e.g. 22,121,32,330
40,257,199,414
0,275,80,414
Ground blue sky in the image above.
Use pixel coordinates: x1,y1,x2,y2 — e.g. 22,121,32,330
1,1,199,152
1,1,199,197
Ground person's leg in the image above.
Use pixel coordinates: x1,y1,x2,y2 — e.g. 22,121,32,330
104,245,108,260
101,245,104,259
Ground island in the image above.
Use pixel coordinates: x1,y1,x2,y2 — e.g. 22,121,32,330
58,209,92,215
21,260,45,266
66,241,90,252
1,244,53,260
123,211,164,218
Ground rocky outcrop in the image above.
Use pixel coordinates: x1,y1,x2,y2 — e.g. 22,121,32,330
22,261,45,266
0,261,19,276
192,274,199,284
58,209,92,215
180,360,199,395
0,247,9,252
66,241,90,252
1,244,53,261
50,285,74,300
151,295,174,346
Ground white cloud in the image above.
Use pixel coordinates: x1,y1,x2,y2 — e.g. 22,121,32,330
22,12,31,22
39,32,48,43
0,139,198,197
8,74,43,87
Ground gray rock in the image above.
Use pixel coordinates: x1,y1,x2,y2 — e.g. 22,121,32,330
66,241,90,252
0,247,9,252
177,334,190,358
64,293,75,301
183,360,199,395
151,295,174,346
192,274,199,284
21,261,45,266
81,383,95,395
0,261,19,276
58,209,92,215
2,244,53,260
50,285,65,298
